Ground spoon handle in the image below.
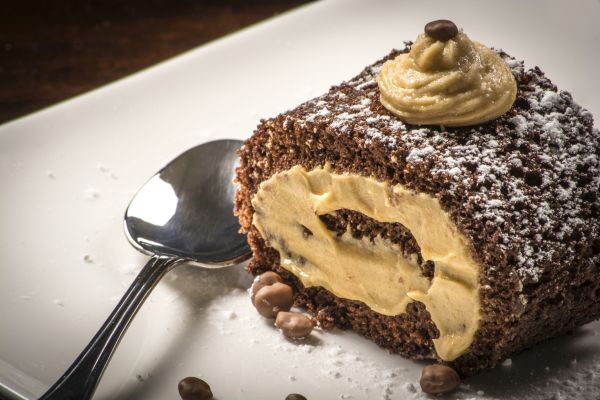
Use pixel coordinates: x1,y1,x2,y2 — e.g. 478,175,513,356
39,255,183,400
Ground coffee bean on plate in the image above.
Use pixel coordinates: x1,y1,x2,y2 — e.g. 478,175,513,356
285,394,307,400
254,282,294,318
275,311,314,339
419,364,460,394
251,271,283,301
424,19,459,41
178,376,213,400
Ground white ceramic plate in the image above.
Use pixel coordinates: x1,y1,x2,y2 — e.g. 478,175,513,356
1,1,599,399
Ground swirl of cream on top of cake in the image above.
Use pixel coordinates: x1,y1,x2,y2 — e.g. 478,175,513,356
376,31,517,126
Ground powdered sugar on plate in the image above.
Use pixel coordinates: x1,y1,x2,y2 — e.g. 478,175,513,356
172,265,600,399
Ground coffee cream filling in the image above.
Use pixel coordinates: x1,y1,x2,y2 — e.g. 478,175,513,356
251,165,480,361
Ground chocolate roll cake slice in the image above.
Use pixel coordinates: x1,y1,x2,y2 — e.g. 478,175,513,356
234,21,600,376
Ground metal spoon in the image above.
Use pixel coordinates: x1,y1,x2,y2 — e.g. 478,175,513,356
40,139,251,400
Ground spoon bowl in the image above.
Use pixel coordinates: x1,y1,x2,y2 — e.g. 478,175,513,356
125,139,249,265
40,139,251,400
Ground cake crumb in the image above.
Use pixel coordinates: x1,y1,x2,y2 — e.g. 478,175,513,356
402,382,417,394
119,264,140,275
223,310,237,320
83,254,93,263
501,358,512,367
96,163,109,173
83,187,100,200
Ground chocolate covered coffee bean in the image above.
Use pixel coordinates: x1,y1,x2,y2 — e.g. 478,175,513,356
253,282,294,318
178,377,213,400
275,311,314,339
424,19,458,41
251,271,283,302
419,364,460,394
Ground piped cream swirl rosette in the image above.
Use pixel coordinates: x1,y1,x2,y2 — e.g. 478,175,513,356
376,31,517,126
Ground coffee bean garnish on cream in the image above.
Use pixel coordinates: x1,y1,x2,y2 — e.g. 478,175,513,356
253,282,294,318
285,394,307,400
419,364,460,395
424,19,458,41
251,271,283,302
275,311,314,339
178,377,213,400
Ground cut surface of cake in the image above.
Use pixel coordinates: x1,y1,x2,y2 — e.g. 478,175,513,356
234,21,600,376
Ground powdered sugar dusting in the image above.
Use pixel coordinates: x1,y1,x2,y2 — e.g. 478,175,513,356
197,270,600,399
283,45,599,286
406,145,434,162
303,71,401,149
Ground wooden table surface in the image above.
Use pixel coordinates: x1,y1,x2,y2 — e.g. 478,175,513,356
0,0,313,125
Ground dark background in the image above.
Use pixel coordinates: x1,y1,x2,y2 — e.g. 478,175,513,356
0,0,313,125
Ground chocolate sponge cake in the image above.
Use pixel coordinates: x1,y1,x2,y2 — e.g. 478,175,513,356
234,23,600,376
